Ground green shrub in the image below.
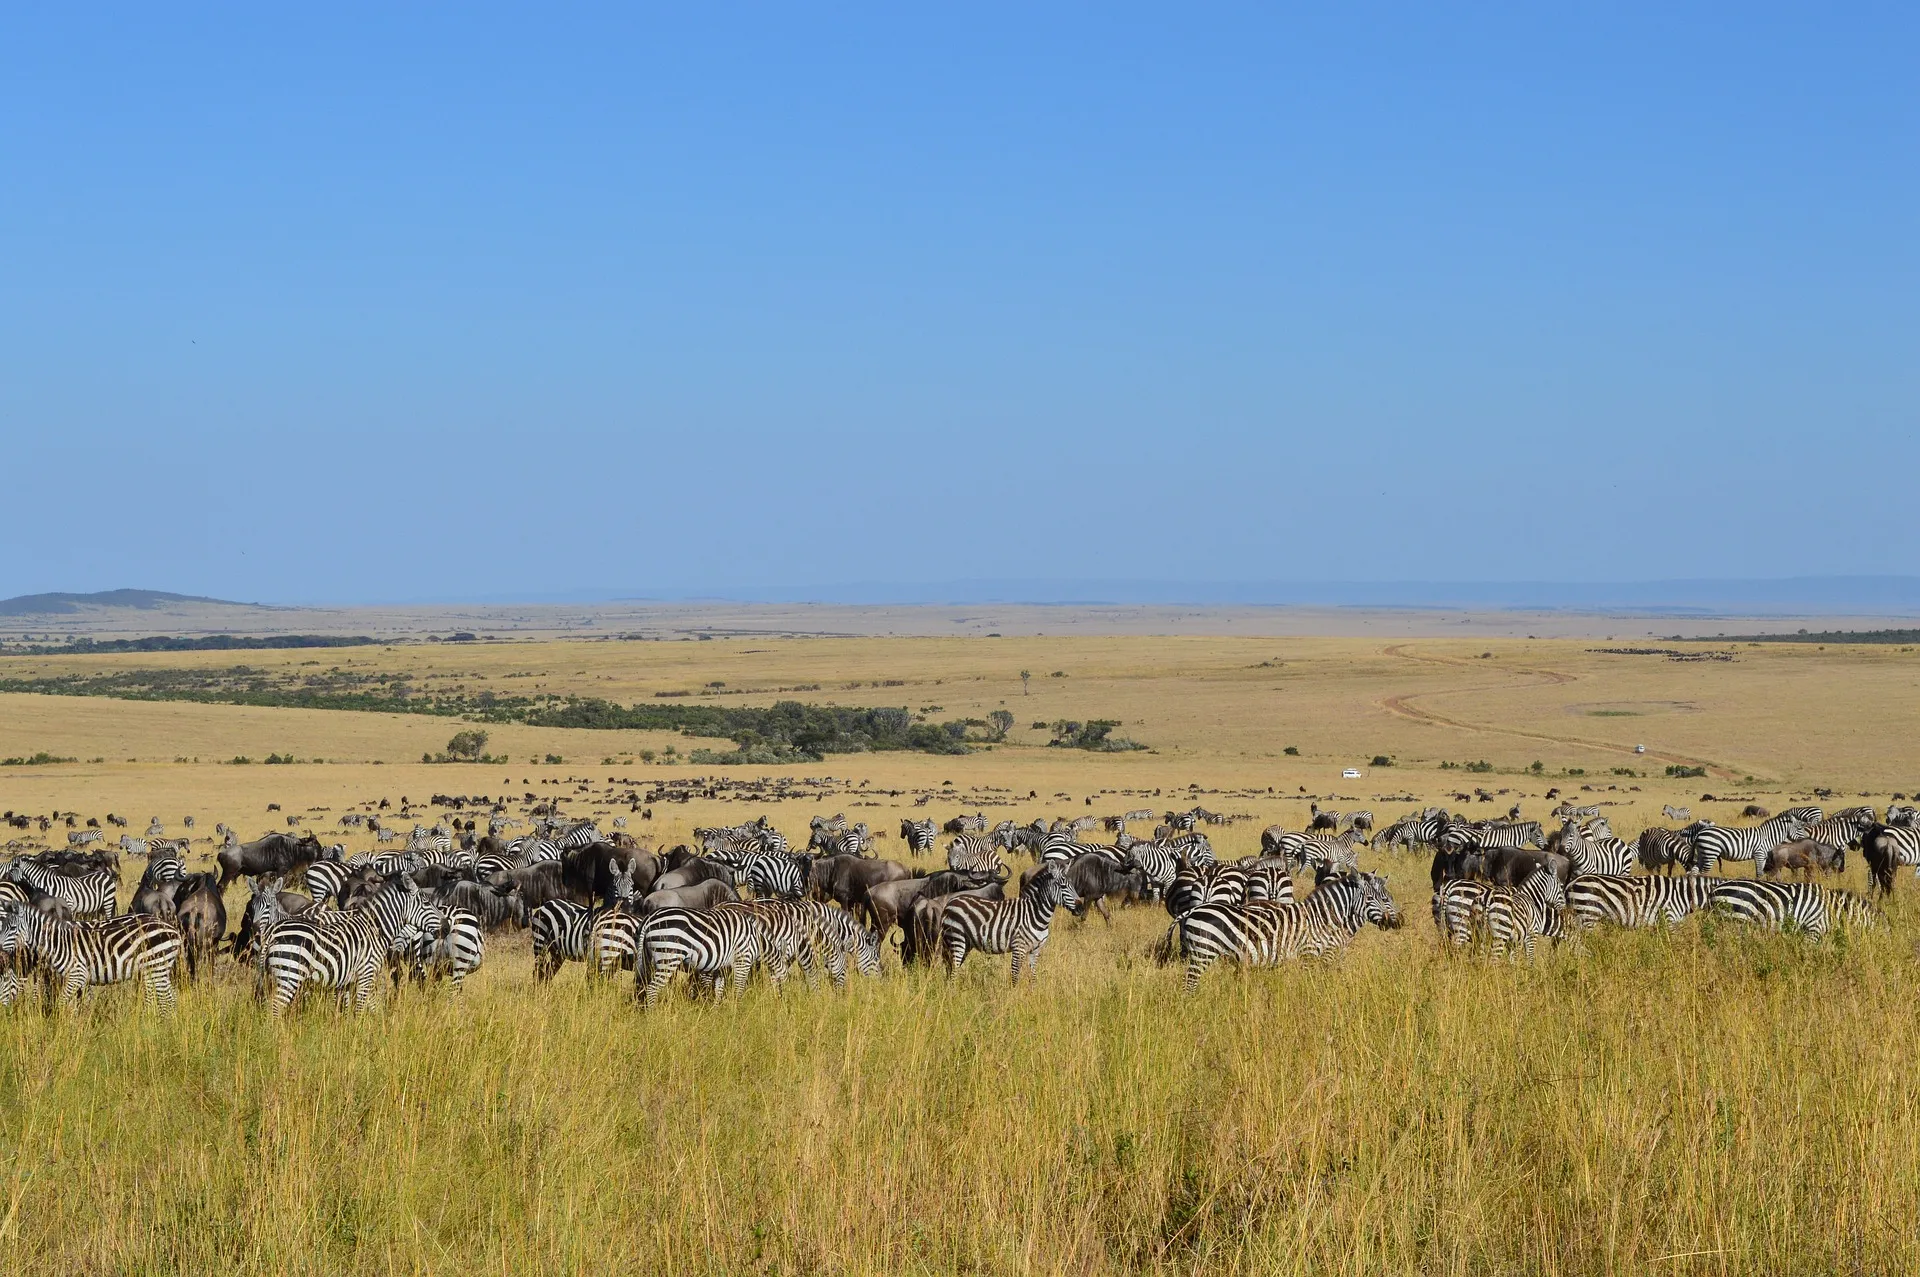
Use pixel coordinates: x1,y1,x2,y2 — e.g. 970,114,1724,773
1665,764,1707,778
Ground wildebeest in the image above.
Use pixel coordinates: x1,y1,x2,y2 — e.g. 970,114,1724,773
1025,855,1146,924
1761,838,1844,879
172,873,227,978
433,879,526,930
1478,845,1571,888
642,879,738,912
217,832,331,888
807,855,914,923
652,858,734,896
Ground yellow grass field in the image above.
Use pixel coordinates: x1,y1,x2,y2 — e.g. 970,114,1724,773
2,634,1918,1274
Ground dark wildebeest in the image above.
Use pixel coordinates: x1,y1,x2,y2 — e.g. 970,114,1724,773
483,862,589,911
1478,846,1571,888
865,871,987,940
1761,838,1844,880
651,858,734,896
433,879,525,930
171,873,227,978
562,841,644,906
130,882,179,919
642,879,738,912
808,855,914,923
217,832,330,889
1025,856,1146,924
1429,848,1483,892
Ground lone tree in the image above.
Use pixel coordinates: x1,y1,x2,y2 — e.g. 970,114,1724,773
445,729,489,761
1020,670,1031,695
988,709,1014,740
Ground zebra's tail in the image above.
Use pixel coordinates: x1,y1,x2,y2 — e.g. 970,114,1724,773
1147,921,1181,967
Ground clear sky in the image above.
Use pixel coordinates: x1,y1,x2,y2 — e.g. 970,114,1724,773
2,4,1914,603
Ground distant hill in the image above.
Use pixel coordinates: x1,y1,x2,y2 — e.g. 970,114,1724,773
0,589,250,616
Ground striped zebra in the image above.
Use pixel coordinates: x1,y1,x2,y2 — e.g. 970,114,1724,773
1440,820,1545,854
305,859,354,908
1433,878,1491,949
1124,842,1180,896
554,821,601,852
1568,874,1718,930
1377,811,1446,854
1708,879,1878,938
588,908,646,977
1176,873,1399,991
2,861,118,918
939,866,1079,980
734,851,808,900
0,908,183,1013
1885,804,1920,828
1562,820,1634,877
899,818,937,856
1267,829,1363,875
1689,814,1809,875
947,834,1008,881
257,879,440,1014
531,901,596,980
1661,805,1692,822
634,907,769,1007
394,906,484,989
1861,823,1920,894
137,850,187,893
1803,807,1875,853
798,901,882,989
1163,831,1215,868
1484,864,1567,959
1636,827,1694,876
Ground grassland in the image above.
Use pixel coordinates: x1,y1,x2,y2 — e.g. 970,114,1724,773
2,633,1919,1274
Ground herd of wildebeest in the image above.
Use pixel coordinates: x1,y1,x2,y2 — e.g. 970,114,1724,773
0,792,1913,1012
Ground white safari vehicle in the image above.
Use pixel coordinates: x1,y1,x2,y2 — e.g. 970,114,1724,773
1341,768,1362,779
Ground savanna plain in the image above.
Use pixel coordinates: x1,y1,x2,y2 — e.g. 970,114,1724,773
3,631,1919,1275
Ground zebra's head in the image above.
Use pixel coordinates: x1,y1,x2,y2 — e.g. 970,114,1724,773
1026,866,1078,915
1361,873,1402,929
850,925,883,978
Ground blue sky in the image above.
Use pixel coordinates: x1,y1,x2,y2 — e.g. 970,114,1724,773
2,4,1914,603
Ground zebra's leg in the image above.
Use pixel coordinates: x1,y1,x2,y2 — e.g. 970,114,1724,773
732,947,757,996
351,963,376,1012
942,935,968,974
270,973,301,1016
1182,952,1212,993
147,962,177,1015
59,967,86,1009
640,954,679,1008
1009,938,1027,982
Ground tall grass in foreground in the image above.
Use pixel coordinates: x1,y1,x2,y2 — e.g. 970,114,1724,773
1,904,1916,1275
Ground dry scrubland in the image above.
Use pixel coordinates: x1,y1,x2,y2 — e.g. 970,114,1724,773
3,634,1920,1274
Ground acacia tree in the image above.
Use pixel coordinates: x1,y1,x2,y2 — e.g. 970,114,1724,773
1020,670,1031,695
445,729,489,761
988,709,1014,740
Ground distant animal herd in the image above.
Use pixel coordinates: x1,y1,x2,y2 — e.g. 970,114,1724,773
0,794,1911,1014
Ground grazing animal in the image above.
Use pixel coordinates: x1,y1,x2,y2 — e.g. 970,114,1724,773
0,908,183,1013
1708,880,1877,937
1,861,117,919
1862,823,1920,895
1662,805,1691,822
939,866,1079,980
1690,814,1810,875
1568,874,1718,930
217,832,329,889
899,818,937,856
946,834,1008,882
170,873,227,978
1761,838,1844,879
257,879,440,1014
1484,864,1567,959
634,907,769,1007
1176,873,1400,991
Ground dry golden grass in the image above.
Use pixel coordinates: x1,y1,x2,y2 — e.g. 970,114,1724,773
1,634,1918,1274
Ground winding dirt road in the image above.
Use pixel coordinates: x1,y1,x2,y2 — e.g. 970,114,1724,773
1376,644,1735,779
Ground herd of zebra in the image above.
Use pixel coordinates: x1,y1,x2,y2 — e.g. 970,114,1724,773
0,796,1910,1015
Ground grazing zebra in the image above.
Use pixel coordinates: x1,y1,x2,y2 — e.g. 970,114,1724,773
395,906,484,989
305,859,352,908
1568,874,1719,930
137,851,187,892
257,879,439,1014
1861,823,1920,894
1176,873,1399,991
1484,864,1567,959
1124,842,1180,897
1433,878,1492,949
1552,803,1602,822
1163,831,1215,868
1803,807,1875,853
1440,820,1545,854
899,818,937,856
1690,814,1810,875
1267,829,1363,875
1662,805,1692,822
554,821,601,852
634,907,769,1007
1636,827,1694,876
939,866,1080,980
1562,820,1634,877
0,908,183,1013
734,851,807,899
1,861,117,918
1377,811,1446,854
797,901,882,989
946,834,1008,881
1885,804,1920,828
1708,880,1878,938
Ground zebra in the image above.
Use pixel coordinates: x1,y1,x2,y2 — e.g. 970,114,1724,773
1433,878,1492,949
1861,823,1920,894
1,861,117,918
1803,807,1875,855
554,821,601,852
1267,829,1363,875
1708,880,1878,938
1176,873,1399,991
634,907,769,1007
1568,874,1719,930
1484,864,1567,959
1562,820,1634,877
257,878,440,1014
305,859,353,908
1885,804,1920,828
1440,820,1545,853
0,908,183,1013
946,834,1008,882
394,905,484,990
1124,842,1180,897
1163,831,1215,868
733,851,807,900
899,818,937,856
939,865,1080,980
1661,805,1692,822
137,849,187,893
1636,827,1694,876
796,901,882,989
1377,811,1446,854
1689,814,1810,875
